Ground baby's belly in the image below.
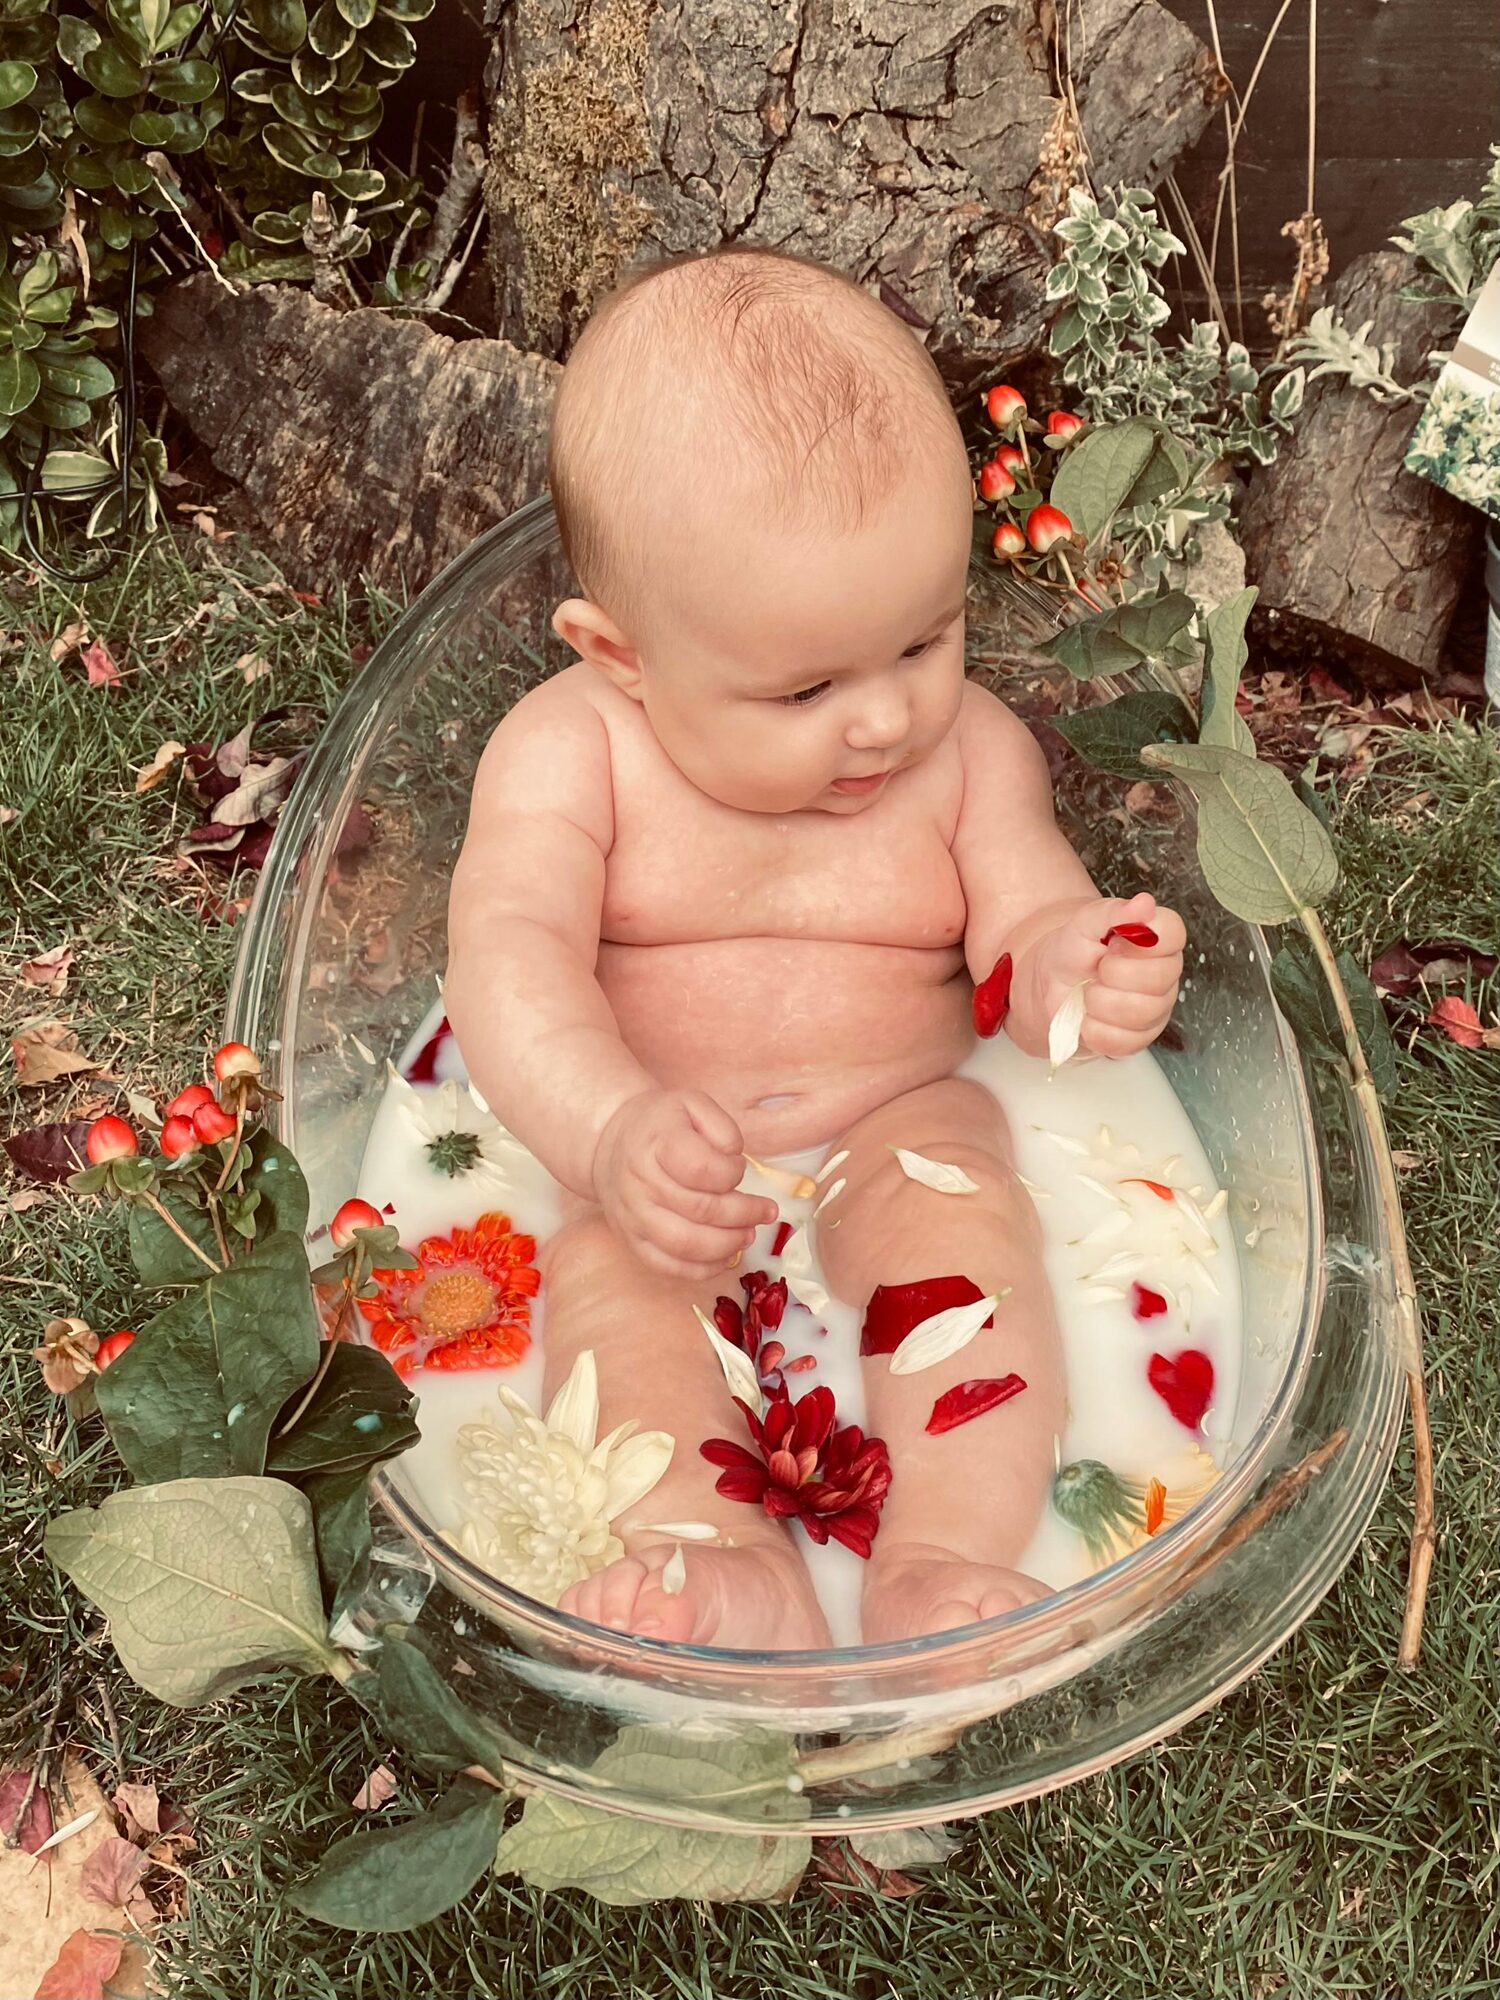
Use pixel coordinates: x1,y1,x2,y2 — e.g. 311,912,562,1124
596,935,974,1153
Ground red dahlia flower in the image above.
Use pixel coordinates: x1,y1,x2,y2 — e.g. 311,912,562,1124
700,1382,892,1558
711,1268,788,1361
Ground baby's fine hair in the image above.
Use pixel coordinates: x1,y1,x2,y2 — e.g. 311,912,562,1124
548,244,963,633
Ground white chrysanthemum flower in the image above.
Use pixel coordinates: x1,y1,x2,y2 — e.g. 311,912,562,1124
453,1349,674,1606
389,1066,527,1196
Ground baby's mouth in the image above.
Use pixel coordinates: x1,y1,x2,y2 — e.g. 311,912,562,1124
830,769,894,796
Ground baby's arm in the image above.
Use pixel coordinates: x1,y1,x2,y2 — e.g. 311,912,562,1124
950,684,1185,1059
445,685,774,1277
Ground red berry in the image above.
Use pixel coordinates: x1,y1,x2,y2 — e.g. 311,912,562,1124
1025,503,1074,553
159,1115,199,1159
330,1197,384,1249
996,443,1026,474
95,1329,136,1369
212,1041,260,1084
972,951,1014,1037
978,458,1016,502
191,1099,237,1145
164,1082,214,1119
1045,410,1084,440
85,1116,138,1165
984,384,1026,427
991,522,1027,560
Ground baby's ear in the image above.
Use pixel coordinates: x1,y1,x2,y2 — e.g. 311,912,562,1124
551,597,644,698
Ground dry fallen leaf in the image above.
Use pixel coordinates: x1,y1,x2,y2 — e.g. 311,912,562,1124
1427,997,1498,1050
111,1783,160,1844
79,1834,148,1908
234,652,272,684
11,1026,98,1089
48,620,88,663
81,639,121,688
0,1755,150,2000
134,742,187,794
1389,1150,1422,1172
0,804,17,826
350,1764,397,1812
19,946,73,996
32,1929,123,2000
0,1768,54,1854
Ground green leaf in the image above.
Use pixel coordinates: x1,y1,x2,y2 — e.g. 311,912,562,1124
246,0,309,53
1112,586,1197,660
129,107,179,145
1198,586,1258,753
111,156,156,195
290,44,337,92
44,1475,333,1705
368,1630,525,1777
266,1342,418,1480
0,348,39,417
98,1231,320,1482
16,248,55,305
1052,690,1196,781
304,1461,372,1617
1042,614,1140,680
138,0,172,50
1270,942,1397,1097
230,65,281,101
336,0,376,24
307,0,356,56
378,0,434,18
1139,741,1340,923
1048,419,1156,542
41,446,113,491
333,165,383,200
155,3,205,49
0,101,40,155
357,13,414,67
55,16,103,72
72,93,134,143
494,1729,810,1906
1340,950,1399,1098
40,349,116,400
128,1128,309,1282
150,107,206,150
149,54,218,100
81,40,149,96
288,1778,506,1931
0,58,37,108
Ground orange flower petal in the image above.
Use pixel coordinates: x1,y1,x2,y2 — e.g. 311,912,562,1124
1121,1178,1176,1202
1143,1477,1167,1536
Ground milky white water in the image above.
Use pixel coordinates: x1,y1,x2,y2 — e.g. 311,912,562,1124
356,1003,1243,1647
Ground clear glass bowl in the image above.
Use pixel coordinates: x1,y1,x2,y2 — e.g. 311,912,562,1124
226,500,1404,1835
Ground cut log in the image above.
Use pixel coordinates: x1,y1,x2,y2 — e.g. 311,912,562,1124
139,277,560,598
1238,251,1479,686
481,0,1224,391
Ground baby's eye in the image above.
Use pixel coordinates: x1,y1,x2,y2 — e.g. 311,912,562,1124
780,681,830,708
900,639,931,660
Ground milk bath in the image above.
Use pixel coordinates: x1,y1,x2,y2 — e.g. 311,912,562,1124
356,1003,1243,1647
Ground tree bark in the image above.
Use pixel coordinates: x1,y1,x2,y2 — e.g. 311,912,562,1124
139,278,559,598
480,0,1224,392
1238,251,1478,685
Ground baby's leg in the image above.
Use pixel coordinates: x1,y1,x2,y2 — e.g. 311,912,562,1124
817,1078,1066,1642
538,1213,830,1649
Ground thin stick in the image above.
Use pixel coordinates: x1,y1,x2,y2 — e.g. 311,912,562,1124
96,1679,124,1791
5,1681,64,1849
1175,1428,1348,1592
213,1102,246,1195
139,1191,221,1274
1202,0,1244,337
1208,0,1297,287
1164,174,1229,342
1305,0,1318,220
1301,909,1433,1667
273,1274,355,1439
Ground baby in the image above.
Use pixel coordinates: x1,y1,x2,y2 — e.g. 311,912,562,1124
447,247,1185,1649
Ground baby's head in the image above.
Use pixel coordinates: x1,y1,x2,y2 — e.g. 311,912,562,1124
548,247,973,815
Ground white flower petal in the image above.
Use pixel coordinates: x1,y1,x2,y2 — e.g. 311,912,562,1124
1184,1248,1221,1295
1048,981,1090,1069
779,1225,813,1276
1072,1209,1133,1252
1074,1174,1125,1207
1016,1174,1051,1200
889,1146,981,1196
660,1544,688,1595
742,1155,817,1203
814,1176,847,1214
786,1274,831,1316
1174,1189,1218,1252
694,1304,765,1416
1041,1130,1089,1156
815,1149,850,1184
888,1291,1007,1376
633,1520,720,1541
1089,1250,1150,1283
603,1427,675,1518
544,1348,600,1453
1080,1283,1129,1303
1202,1188,1229,1223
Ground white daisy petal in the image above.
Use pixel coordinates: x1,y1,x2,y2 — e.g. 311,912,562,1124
786,1274,831,1316
815,1149,850,1184
814,1177,847,1215
632,1520,720,1541
544,1348,600,1453
889,1292,1007,1376
1074,1174,1125,1207
694,1304,765,1415
1016,1174,1052,1200
660,1544,687,1595
1072,1210,1133,1252
779,1225,813,1276
889,1146,981,1196
602,1428,675,1518
1202,1188,1229,1223
1048,981,1089,1069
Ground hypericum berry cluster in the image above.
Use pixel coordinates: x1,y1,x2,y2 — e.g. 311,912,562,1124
972,385,1085,585
81,1041,269,1184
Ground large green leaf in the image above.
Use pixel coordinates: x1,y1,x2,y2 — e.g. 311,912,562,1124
368,1630,526,1777
1198,586,1257,753
0,348,39,417
246,0,309,52
494,1729,810,1906
357,13,414,67
0,101,40,155
1046,419,1151,542
38,349,116,401
149,55,218,101
1052,689,1196,781
288,1778,506,1931
81,40,148,96
266,1342,418,1480
55,16,103,72
304,1461,372,1617
307,0,355,56
72,93,134,143
1140,741,1340,923
0,58,37,108
98,1230,320,1482
128,1128,310,1284
335,0,376,25
45,1476,333,1705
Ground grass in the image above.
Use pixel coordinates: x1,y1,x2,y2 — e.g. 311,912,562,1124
2,534,1496,2000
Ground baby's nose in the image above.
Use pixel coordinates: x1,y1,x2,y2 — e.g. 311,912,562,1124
845,688,909,752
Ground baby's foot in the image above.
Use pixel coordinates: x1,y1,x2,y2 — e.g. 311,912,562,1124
862,1542,1050,1642
559,1540,831,1650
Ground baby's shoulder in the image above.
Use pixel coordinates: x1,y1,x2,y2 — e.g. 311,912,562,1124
953,680,1055,806
470,663,615,835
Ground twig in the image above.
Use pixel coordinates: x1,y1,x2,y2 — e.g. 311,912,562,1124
1300,908,1433,1667
1175,1429,1348,1592
213,1101,246,1196
1201,0,1243,338
1208,0,1297,286
1164,174,1230,342
413,89,486,302
421,203,487,317
146,155,241,296
1305,0,1318,220
5,1681,64,1849
139,1191,221,1274
273,1272,356,1439
96,1679,124,1792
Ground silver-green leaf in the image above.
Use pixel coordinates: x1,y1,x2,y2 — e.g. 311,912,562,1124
1198,586,1257,753
1140,740,1339,922
45,1476,333,1705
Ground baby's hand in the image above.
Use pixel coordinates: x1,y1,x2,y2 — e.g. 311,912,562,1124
592,1089,779,1281
1041,891,1186,1060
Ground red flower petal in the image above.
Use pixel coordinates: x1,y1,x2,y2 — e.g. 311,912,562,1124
1121,1177,1176,1201
712,1295,746,1349
404,1015,453,1083
758,1339,785,1373
784,1353,817,1372
972,951,1013,1038
925,1374,1027,1434
699,1437,765,1476
1428,996,1489,1048
1147,1348,1215,1430
771,1220,794,1258
744,1270,788,1332
1130,1281,1169,1321
1102,922,1159,948
860,1276,992,1358
1144,1476,1167,1535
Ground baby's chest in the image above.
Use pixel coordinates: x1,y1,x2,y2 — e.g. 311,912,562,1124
601,788,968,950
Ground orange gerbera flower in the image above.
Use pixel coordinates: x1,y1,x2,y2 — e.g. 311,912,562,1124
358,1212,539,1376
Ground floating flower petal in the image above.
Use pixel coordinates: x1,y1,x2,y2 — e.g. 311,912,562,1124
694,1304,764,1416
1130,1281,1169,1321
889,1292,1006,1376
1102,922,1159,948
1143,1477,1167,1535
925,1374,1027,1434
972,952,1013,1038
890,1147,981,1196
1048,982,1089,1069
860,1276,992,1358
1147,1348,1215,1430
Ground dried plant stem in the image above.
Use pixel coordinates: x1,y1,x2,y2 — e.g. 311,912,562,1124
1208,0,1297,285
140,1191,221,1274
1164,174,1230,342
1176,1428,1348,1590
213,1103,246,1195
1305,0,1318,219
273,1273,355,1439
96,1677,124,1789
1201,0,1244,336
1300,908,1433,1667
5,1680,64,1848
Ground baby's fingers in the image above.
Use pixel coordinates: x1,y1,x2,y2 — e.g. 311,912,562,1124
635,1205,749,1280
1095,950,1182,998
657,1179,774,1236
1084,983,1172,1033
658,1123,749,1198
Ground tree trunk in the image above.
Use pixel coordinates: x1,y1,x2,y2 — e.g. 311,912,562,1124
139,278,559,599
1238,251,1478,686
481,0,1224,392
